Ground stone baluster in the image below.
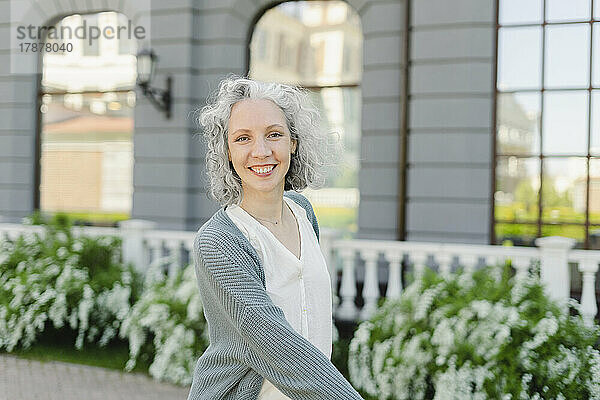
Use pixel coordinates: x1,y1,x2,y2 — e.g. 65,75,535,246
385,251,403,299
360,249,380,321
578,257,599,326
335,247,358,321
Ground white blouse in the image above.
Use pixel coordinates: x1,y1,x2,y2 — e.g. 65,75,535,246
225,196,333,400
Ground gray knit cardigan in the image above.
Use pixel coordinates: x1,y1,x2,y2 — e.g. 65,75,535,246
187,191,364,400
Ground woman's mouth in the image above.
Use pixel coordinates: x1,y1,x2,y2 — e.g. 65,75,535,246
248,164,276,177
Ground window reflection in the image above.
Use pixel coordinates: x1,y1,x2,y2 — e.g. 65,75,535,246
544,24,589,89
541,225,585,248
588,159,600,223
498,0,542,25
591,91,600,155
545,0,590,22
589,225,600,249
496,3,597,248
497,27,542,90
495,156,540,223
249,1,362,236
592,24,600,87
541,158,587,223
542,91,588,155
496,92,540,155
39,12,136,225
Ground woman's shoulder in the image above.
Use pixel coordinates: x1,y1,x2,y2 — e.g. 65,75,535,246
284,190,320,241
284,191,316,219
194,209,243,251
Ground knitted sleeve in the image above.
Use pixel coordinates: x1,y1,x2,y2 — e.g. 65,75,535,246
285,191,319,242
194,228,364,400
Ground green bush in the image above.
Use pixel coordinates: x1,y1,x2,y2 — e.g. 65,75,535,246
348,263,600,400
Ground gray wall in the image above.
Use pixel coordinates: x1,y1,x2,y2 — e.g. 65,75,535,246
404,0,496,244
355,0,407,241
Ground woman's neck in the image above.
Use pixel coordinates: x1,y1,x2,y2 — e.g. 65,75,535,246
239,186,286,223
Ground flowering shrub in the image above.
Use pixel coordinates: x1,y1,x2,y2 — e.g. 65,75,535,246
119,262,209,385
348,263,600,400
0,213,135,351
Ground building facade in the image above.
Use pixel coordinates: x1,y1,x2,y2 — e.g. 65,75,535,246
1,0,498,245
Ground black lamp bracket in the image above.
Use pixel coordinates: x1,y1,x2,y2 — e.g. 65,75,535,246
139,76,172,119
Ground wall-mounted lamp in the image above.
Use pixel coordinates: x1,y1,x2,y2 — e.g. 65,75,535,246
136,48,172,119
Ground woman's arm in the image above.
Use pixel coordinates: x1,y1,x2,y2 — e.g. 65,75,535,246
194,229,364,400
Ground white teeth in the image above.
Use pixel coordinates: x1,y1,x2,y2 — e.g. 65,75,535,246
251,165,274,174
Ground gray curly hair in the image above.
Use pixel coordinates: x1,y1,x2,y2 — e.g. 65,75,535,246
195,75,343,207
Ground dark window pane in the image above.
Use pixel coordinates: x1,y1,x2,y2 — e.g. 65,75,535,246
495,223,538,246
542,157,587,223
497,92,540,155
542,91,588,155
496,156,540,222
544,24,590,89
589,158,600,223
497,27,542,90
499,0,542,25
546,0,590,22
589,225,600,249
541,225,585,248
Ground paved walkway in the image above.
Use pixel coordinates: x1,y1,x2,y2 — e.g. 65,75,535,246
0,354,190,400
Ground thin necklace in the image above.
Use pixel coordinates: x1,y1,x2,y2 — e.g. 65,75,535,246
249,203,290,225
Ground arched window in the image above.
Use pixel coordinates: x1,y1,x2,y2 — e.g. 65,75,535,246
37,12,137,226
249,1,362,236
495,0,600,248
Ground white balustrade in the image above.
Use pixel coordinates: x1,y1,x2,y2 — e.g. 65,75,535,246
411,251,428,280
436,252,453,277
570,251,600,326
118,219,156,273
384,251,403,299
359,249,380,321
0,220,598,324
536,236,576,304
336,247,358,321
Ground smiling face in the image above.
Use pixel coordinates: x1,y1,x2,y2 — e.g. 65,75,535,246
227,98,297,198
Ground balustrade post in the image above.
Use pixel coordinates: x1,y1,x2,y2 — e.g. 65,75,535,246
579,257,599,326
412,252,428,281
165,239,182,278
118,219,156,274
437,253,453,277
336,247,358,321
385,251,403,299
360,249,380,321
535,236,576,305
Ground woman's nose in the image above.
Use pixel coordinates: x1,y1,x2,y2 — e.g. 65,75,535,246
251,137,272,157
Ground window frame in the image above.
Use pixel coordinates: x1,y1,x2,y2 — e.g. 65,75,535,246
494,0,598,248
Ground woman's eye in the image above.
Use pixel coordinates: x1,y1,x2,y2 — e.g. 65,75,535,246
235,136,248,142
269,132,283,137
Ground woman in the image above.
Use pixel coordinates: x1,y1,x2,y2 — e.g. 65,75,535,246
187,76,364,400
